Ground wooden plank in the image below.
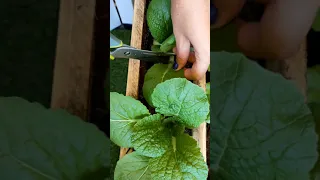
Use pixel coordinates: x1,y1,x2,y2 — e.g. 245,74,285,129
119,0,146,159
193,78,207,161
266,40,308,100
51,0,96,120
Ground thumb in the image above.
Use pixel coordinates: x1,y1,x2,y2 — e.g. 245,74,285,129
174,36,190,71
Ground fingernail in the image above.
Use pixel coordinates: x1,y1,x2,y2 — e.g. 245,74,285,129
173,58,178,70
210,3,218,25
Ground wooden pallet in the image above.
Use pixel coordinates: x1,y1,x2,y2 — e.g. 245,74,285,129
119,0,207,161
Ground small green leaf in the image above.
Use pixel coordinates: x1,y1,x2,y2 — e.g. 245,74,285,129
110,92,150,147
143,64,184,107
160,34,176,52
0,97,110,179
152,78,209,128
114,152,151,180
147,0,173,43
149,134,208,179
132,114,172,158
210,52,317,179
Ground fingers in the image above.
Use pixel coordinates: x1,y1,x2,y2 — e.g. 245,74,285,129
184,50,210,80
184,54,210,80
173,49,196,63
187,51,196,63
237,0,319,60
174,36,190,70
173,48,207,80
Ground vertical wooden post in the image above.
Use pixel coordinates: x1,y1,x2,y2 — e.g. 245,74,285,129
120,0,146,159
51,0,96,120
193,78,207,161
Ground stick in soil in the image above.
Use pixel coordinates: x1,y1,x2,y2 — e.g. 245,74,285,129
193,77,207,161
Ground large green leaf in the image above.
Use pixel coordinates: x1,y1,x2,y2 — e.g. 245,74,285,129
210,52,318,179
0,97,110,179
151,78,209,128
110,92,150,147
132,114,172,158
143,63,184,107
149,133,208,179
114,152,151,180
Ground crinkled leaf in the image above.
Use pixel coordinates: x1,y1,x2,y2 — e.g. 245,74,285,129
151,78,209,128
0,97,110,179
149,134,208,179
146,0,173,43
143,64,184,107
210,52,317,179
307,65,320,104
114,152,151,180
110,92,150,147
132,114,172,158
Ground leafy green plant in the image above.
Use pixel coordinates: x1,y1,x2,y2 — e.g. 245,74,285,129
209,51,318,179
0,97,110,179
110,77,210,179
147,0,176,53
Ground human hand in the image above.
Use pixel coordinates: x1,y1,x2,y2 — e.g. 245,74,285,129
171,0,210,80
212,0,319,60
